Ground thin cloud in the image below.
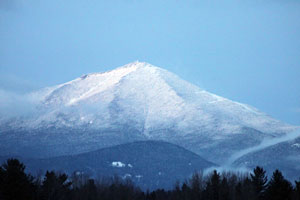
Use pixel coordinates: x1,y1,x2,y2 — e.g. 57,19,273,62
225,128,300,166
0,89,39,118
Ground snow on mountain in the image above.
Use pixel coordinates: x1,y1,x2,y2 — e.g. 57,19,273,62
10,62,293,134
0,62,297,162
111,161,126,168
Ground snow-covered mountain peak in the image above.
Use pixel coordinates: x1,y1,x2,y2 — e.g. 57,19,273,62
3,62,296,137
39,61,175,107
80,61,147,79
41,62,148,106
114,61,169,75
1,61,298,163
119,61,152,69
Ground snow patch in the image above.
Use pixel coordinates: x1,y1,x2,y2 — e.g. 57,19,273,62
292,143,300,148
75,171,84,175
135,175,143,179
122,174,132,179
111,161,126,168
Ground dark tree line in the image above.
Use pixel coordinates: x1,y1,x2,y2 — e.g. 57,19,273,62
0,158,300,200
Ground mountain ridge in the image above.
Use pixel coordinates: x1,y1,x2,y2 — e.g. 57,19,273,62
0,62,297,164
5,62,295,133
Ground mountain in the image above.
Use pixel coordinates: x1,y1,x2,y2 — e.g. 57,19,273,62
0,141,216,190
0,62,297,164
233,134,300,180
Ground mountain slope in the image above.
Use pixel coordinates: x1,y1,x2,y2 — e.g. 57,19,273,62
0,141,216,190
0,62,296,163
233,134,300,180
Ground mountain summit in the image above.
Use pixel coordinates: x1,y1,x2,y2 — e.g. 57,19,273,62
0,62,296,163
25,62,293,133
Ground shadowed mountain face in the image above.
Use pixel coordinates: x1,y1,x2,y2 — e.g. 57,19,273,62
0,141,216,190
0,62,296,165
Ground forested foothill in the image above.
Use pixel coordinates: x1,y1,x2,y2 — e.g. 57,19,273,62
0,158,299,200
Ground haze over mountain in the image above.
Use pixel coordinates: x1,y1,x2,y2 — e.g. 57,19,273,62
0,62,298,167
233,131,300,181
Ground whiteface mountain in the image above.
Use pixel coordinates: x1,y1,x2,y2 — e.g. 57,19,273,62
0,62,297,165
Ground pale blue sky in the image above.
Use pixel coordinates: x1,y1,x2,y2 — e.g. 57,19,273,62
0,0,299,125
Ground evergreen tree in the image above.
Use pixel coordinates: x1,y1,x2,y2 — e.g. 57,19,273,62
41,171,71,200
172,181,182,200
235,182,243,200
181,182,190,200
219,176,230,200
189,172,203,200
0,159,35,200
235,176,255,200
2,157,300,200
295,179,300,200
205,170,221,200
250,166,268,200
266,169,293,200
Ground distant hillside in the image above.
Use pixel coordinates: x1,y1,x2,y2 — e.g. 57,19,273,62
233,135,300,180
0,141,216,190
